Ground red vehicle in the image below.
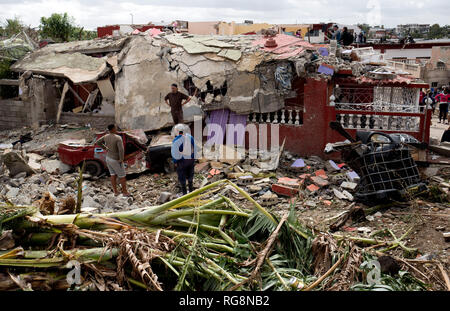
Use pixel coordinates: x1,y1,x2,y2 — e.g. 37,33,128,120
58,132,174,176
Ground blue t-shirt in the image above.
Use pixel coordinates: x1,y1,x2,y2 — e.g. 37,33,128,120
171,134,197,163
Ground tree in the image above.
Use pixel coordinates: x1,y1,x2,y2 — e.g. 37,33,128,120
2,17,23,37
39,13,75,42
427,24,449,39
71,27,97,41
357,23,370,34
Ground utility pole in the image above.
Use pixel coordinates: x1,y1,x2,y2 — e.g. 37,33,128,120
130,13,134,25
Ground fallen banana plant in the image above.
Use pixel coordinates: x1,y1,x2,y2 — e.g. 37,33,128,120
0,179,437,291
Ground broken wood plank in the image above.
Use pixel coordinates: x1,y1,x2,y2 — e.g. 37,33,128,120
82,88,99,113
437,263,450,291
67,84,86,107
56,82,69,124
97,78,115,101
0,79,19,86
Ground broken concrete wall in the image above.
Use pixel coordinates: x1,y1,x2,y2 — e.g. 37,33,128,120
28,77,58,127
0,100,32,130
114,34,292,130
115,36,182,130
17,76,59,128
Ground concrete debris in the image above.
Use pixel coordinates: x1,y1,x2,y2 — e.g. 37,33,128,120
260,190,278,206
41,159,72,174
2,152,35,177
158,192,172,204
341,181,358,190
333,188,347,200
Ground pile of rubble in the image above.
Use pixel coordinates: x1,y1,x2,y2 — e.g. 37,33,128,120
1,123,449,291
0,124,139,214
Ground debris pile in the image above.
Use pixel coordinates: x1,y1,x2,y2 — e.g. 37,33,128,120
2,178,447,291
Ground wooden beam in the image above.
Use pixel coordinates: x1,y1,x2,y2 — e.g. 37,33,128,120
67,84,86,106
56,82,69,124
0,79,19,86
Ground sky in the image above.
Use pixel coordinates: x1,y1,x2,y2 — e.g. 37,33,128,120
0,0,448,30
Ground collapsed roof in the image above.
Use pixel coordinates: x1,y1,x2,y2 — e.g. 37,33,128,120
9,30,427,131
11,36,129,83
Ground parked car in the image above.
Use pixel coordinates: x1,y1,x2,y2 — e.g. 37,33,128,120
58,131,174,176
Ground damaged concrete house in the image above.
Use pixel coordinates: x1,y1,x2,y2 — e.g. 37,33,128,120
3,29,431,157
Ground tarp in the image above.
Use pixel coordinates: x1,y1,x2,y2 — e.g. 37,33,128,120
206,109,230,146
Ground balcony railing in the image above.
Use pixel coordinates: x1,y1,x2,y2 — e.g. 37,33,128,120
248,108,303,126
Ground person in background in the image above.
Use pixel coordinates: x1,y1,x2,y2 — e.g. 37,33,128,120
422,89,436,114
435,88,449,124
419,89,425,104
329,25,341,41
357,32,363,43
295,29,302,38
96,124,129,196
441,125,450,143
171,124,197,195
341,27,354,46
165,83,192,125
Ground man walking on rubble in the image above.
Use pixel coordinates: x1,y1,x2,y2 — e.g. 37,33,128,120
165,83,193,124
171,123,197,195
96,124,130,196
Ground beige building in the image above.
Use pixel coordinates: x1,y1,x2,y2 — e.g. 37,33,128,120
423,46,450,88
216,21,273,35
187,21,219,35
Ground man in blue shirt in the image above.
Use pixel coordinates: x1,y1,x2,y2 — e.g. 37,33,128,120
171,124,197,195
329,25,341,41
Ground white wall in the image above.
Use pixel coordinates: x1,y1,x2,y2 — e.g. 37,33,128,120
376,48,432,60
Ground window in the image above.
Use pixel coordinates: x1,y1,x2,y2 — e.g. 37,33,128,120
437,61,446,70
431,82,438,87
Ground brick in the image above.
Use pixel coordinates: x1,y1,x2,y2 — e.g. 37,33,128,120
277,177,300,187
306,184,320,193
314,169,328,179
310,176,329,187
260,191,278,206
271,183,298,197
299,173,311,179
237,175,253,185
322,199,332,206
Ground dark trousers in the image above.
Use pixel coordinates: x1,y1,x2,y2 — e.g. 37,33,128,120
171,109,183,125
439,103,448,122
176,159,195,194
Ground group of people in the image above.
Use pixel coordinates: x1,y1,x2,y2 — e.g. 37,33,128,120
327,25,364,46
420,87,450,124
97,84,197,197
